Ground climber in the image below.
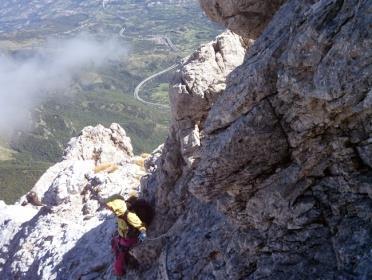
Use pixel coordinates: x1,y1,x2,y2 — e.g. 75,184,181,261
104,193,153,277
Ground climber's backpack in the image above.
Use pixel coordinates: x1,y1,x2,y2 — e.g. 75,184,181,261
124,198,155,237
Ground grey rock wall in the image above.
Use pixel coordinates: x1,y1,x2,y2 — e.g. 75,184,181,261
136,0,372,279
199,0,285,38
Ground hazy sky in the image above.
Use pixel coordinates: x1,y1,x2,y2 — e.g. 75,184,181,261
0,34,126,136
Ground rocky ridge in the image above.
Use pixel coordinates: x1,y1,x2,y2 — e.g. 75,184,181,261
0,124,146,279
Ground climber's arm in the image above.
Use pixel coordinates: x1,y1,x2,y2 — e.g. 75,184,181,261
126,212,146,233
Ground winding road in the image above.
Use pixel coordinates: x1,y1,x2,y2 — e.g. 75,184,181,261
114,11,178,109
133,64,178,108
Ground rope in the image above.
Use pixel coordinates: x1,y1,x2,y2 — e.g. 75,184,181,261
144,200,188,242
157,242,170,280
135,212,187,278
145,221,183,242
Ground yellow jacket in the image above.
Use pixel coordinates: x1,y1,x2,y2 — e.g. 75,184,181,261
106,197,146,237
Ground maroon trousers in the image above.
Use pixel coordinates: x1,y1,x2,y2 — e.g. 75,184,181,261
111,236,138,276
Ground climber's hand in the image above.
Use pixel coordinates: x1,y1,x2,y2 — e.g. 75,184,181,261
138,231,147,242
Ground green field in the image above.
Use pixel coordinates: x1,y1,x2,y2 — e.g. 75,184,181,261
142,81,171,105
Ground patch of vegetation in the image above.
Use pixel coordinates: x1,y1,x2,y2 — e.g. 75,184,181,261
0,159,51,204
60,89,170,154
151,83,170,103
0,145,15,161
142,82,170,105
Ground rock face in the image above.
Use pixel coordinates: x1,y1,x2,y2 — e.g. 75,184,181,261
199,0,285,38
0,124,145,279
169,31,248,168
63,123,133,163
135,0,372,279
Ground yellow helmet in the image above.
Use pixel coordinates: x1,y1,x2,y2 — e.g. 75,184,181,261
105,194,127,216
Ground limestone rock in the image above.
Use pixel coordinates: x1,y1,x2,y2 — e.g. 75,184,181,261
199,0,285,38
357,139,372,169
0,124,143,279
25,191,43,206
144,144,164,173
0,202,38,270
63,123,133,164
169,30,248,167
134,0,372,279
170,30,247,122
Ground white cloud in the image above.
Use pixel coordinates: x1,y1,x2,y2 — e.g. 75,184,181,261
0,34,127,135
